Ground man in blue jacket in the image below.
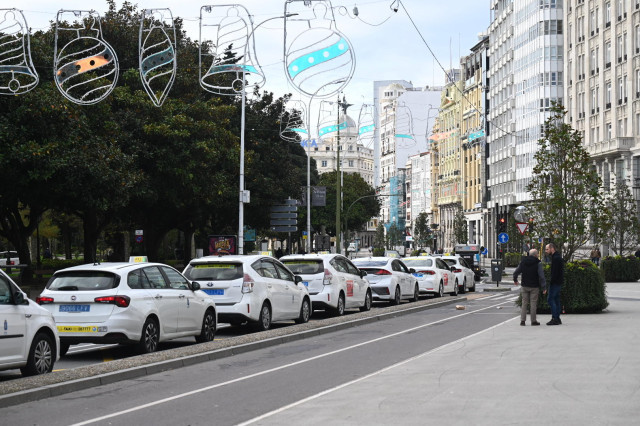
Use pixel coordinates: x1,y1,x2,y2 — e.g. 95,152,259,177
513,249,547,326
544,242,564,325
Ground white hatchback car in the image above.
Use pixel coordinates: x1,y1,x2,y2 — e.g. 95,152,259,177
442,256,476,293
280,254,372,316
0,269,60,376
0,250,19,267
351,257,419,305
183,255,311,331
37,262,217,355
402,256,458,297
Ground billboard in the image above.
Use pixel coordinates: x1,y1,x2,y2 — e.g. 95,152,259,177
208,235,237,255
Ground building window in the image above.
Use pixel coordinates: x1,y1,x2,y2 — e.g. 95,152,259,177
348,160,354,167
606,82,612,104
321,160,327,167
607,123,612,139
605,41,612,65
606,2,611,25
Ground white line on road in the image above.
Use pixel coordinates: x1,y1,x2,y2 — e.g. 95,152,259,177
68,300,517,426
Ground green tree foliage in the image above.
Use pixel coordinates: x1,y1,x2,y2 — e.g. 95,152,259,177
385,223,402,249
413,212,432,249
452,205,468,245
600,182,640,255
601,255,640,281
374,222,385,249
526,104,603,261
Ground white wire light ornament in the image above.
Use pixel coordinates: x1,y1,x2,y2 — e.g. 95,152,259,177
53,10,119,105
357,104,375,149
139,9,177,107
280,100,309,143
394,103,416,148
284,0,355,99
199,5,265,95
0,9,39,95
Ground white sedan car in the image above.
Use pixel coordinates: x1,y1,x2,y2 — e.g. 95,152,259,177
38,262,217,355
442,256,476,293
402,256,458,297
280,254,372,316
351,257,419,305
1,269,59,376
183,255,311,331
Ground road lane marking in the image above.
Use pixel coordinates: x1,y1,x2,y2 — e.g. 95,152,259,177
238,316,518,426
68,299,517,426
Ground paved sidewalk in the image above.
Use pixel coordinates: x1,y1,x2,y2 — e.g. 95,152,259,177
247,282,640,426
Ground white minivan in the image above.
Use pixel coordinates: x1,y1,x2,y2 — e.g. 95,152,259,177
0,269,60,376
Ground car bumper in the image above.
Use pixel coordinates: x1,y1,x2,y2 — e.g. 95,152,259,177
55,316,144,344
309,286,340,310
216,295,262,323
417,277,438,294
370,283,394,300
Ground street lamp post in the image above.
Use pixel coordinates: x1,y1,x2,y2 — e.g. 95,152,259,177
344,193,399,256
335,95,352,255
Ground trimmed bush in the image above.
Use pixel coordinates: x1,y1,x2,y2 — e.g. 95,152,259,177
517,259,608,314
38,258,86,270
373,248,385,256
503,252,522,267
600,255,640,282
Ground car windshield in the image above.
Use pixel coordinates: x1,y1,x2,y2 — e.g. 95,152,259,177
47,271,118,291
183,263,243,281
352,260,387,267
403,259,433,267
281,259,324,274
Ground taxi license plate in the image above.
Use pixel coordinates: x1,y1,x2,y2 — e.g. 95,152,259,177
203,289,224,296
57,325,100,333
59,304,90,312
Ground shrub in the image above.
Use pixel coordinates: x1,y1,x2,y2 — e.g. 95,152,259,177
517,259,608,314
503,252,522,267
373,248,385,256
38,258,86,271
600,255,640,282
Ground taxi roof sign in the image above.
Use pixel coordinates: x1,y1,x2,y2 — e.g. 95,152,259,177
129,256,148,263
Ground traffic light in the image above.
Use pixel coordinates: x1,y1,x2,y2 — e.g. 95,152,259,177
498,217,506,232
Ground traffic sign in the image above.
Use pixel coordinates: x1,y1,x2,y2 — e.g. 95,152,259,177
270,212,297,219
270,205,298,212
516,222,529,235
270,219,297,226
481,247,488,255
271,226,298,232
498,232,509,243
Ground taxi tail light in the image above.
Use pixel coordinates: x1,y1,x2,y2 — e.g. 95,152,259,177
95,295,131,308
7,260,14,265
452,268,462,273
418,270,436,275
323,269,333,285
242,274,254,293
375,269,392,275
36,296,54,305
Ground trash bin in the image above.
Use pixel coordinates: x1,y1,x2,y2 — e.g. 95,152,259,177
491,259,503,283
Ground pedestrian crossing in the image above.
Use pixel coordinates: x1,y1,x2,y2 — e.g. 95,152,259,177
479,293,518,302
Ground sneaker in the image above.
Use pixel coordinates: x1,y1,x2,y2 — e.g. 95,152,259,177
557,318,562,324
520,321,526,326
547,319,559,326
531,321,540,326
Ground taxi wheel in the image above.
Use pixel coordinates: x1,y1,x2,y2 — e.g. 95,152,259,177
450,280,459,296
195,309,216,343
296,298,311,324
460,278,467,294
255,303,272,331
21,332,54,376
391,286,401,305
435,282,444,298
335,293,346,316
470,282,476,292
60,342,70,357
138,318,159,354
360,290,372,312
410,283,419,302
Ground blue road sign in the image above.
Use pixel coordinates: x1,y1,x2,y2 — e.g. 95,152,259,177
481,247,488,255
498,232,509,244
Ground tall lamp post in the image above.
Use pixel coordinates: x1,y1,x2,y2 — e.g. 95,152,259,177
335,94,352,255
238,12,296,254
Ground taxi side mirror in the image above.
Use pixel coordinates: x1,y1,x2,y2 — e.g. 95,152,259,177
409,268,416,273
14,291,25,305
294,275,303,284
360,270,367,277
191,282,201,291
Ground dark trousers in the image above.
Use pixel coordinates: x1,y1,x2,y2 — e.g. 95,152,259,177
547,284,562,319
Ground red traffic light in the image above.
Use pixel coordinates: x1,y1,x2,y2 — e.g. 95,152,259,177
499,218,505,223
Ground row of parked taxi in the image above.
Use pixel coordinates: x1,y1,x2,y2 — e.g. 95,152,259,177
0,253,477,377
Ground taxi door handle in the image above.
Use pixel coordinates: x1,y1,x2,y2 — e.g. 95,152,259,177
155,294,163,299
25,314,32,318
179,294,186,299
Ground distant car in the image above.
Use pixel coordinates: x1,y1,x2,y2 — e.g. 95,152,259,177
0,269,60,376
0,251,19,267
280,253,372,316
38,262,217,355
352,257,419,305
402,256,458,297
183,255,311,331
442,255,476,293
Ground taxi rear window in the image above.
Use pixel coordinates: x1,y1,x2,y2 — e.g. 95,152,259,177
403,259,433,267
281,259,324,274
352,260,387,268
184,263,243,281
47,271,118,291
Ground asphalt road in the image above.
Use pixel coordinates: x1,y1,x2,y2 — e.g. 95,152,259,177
0,291,519,425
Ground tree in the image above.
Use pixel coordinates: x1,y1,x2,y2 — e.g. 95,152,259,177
526,104,603,261
385,223,402,249
600,182,640,255
452,205,468,246
374,222,385,249
413,212,432,249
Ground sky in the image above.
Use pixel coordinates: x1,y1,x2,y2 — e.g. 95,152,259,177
17,0,491,130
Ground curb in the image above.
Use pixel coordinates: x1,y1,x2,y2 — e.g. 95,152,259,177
0,297,465,408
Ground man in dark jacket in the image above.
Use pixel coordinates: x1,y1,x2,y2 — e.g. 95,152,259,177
513,249,547,326
545,242,564,325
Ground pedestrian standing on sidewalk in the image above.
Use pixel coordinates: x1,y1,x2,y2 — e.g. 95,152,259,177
590,247,601,266
545,242,564,325
513,248,547,326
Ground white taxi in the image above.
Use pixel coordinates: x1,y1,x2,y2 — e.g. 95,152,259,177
183,255,311,331
442,256,476,293
280,254,372,316
37,261,217,355
402,256,458,297
1,269,59,376
351,257,419,305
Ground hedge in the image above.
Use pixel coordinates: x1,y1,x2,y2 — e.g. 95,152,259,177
517,259,608,314
38,258,87,270
600,255,640,282
503,252,522,267
372,248,385,257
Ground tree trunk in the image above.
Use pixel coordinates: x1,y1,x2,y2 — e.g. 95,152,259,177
82,212,100,263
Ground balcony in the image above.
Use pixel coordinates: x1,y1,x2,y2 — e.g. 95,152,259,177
586,137,635,158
